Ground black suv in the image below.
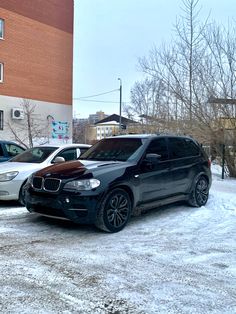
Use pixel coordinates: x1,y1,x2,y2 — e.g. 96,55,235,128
25,135,211,232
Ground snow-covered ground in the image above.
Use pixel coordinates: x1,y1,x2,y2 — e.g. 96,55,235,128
0,166,235,313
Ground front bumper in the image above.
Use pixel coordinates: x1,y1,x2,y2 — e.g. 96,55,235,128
25,189,101,224
0,180,22,201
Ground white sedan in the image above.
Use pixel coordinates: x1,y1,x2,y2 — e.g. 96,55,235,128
0,143,91,204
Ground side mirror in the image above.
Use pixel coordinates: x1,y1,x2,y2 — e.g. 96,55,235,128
143,153,161,170
52,156,65,163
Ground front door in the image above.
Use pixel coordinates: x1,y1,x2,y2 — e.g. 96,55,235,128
137,138,172,204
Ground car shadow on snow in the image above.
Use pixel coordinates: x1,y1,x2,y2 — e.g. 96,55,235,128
0,199,193,233
29,201,191,233
28,213,98,233
0,200,24,208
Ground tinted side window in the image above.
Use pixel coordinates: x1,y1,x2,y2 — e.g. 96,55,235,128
169,138,187,159
184,139,200,157
146,138,169,161
169,138,200,159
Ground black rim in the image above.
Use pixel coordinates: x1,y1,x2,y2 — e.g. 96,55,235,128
106,193,130,228
196,178,208,205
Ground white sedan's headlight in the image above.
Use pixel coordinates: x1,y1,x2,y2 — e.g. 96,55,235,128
64,179,100,191
0,171,19,182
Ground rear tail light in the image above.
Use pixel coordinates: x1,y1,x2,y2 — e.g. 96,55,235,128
208,159,211,168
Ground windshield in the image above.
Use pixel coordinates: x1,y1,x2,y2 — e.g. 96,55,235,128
80,138,146,161
9,146,58,163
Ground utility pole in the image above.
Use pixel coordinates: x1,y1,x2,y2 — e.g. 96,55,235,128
118,78,122,133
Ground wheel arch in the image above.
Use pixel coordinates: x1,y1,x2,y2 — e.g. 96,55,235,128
19,179,27,196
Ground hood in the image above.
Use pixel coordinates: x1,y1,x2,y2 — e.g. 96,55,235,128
0,161,44,173
35,159,128,180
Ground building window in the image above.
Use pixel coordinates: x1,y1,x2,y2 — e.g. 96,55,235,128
0,110,3,130
0,19,4,39
0,63,3,83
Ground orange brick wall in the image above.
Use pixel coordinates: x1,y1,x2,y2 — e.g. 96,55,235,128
0,0,73,105
0,0,73,33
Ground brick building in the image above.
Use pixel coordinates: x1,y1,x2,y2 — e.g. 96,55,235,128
0,0,73,144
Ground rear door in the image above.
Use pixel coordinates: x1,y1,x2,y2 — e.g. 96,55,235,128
168,137,201,194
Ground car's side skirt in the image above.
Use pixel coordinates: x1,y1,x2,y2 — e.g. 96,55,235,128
134,194,188,214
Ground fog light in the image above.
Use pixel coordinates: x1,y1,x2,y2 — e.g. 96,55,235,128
0,191,9,196
65,197,70,203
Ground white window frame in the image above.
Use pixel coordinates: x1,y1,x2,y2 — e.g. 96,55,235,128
0,18,4,39
0,63,3,83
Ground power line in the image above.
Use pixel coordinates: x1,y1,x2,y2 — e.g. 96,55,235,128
74,99,119,104
73,99,131,104
74,88,119,100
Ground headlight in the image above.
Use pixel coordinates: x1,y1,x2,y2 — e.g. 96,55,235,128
0,171,19,182
63,179,100,191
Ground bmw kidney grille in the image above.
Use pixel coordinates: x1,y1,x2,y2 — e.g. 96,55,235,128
32,176,43,189
32,176,61,192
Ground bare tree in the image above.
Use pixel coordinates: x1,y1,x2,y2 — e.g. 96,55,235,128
7,99,49,148
73,119,89,144
125,78,167,115
131,0,236,176
139,0,208,128
195,23,236,176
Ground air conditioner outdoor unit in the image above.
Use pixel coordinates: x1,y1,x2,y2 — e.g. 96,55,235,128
12,108,24,120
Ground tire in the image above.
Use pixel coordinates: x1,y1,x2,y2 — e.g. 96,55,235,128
18,183,26,206
95,188,132,233
188,176,209,207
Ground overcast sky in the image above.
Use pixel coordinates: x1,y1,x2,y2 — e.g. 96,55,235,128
73,0,236,118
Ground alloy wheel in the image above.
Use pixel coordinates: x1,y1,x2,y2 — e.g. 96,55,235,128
195,177,209,206
106,193,130,228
